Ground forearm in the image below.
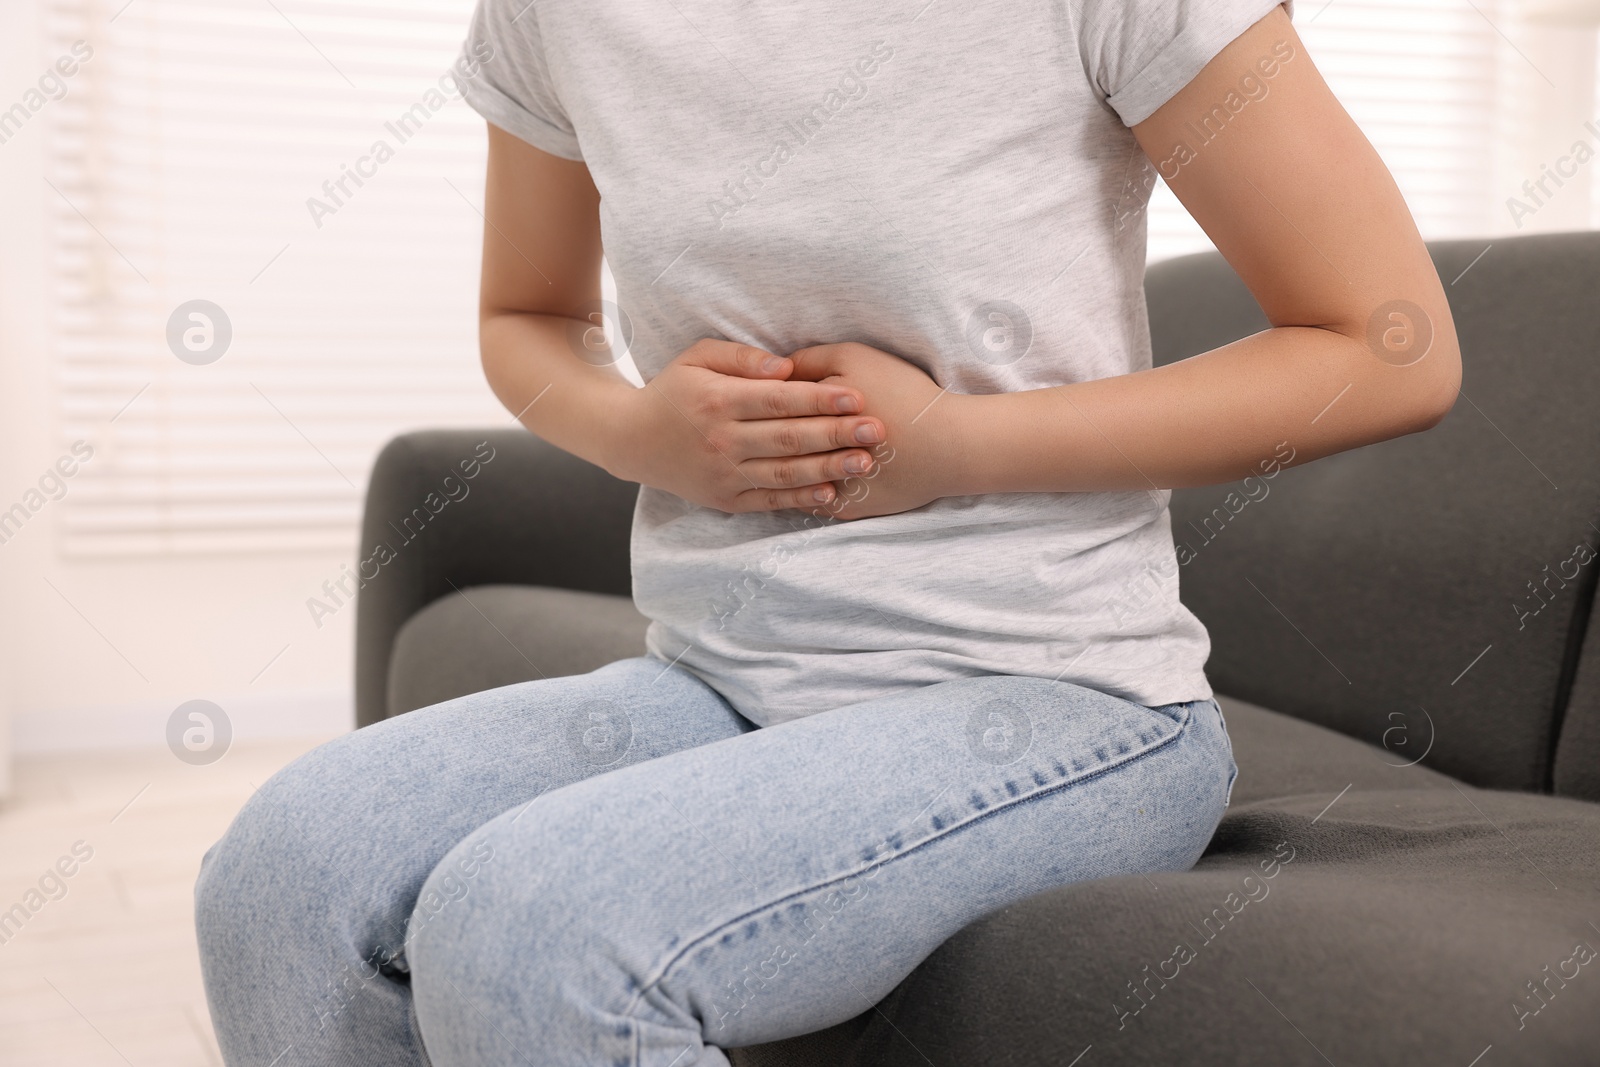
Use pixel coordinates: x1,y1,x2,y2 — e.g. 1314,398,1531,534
946,323,1459,495
480,310,639,475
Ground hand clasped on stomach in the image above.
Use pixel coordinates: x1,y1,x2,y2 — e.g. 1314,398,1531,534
618,337,965,523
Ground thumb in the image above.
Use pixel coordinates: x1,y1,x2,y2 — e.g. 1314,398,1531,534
785,343,845,383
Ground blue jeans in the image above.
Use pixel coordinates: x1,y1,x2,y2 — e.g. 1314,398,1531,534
194,657,1236,1066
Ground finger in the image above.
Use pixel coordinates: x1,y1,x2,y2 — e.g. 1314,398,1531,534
724,378,865,419
738,449,875,490
683,338,791,380
741,415,884,458
730,482,842,514
784,343,847,382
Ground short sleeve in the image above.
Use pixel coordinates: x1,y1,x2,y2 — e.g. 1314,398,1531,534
457,0,583,160
1067,0,1294,127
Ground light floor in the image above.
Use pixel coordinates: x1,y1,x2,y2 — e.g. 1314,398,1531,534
0,737,335,1067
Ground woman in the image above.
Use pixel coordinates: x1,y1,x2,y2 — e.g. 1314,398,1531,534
196,1,1459,1063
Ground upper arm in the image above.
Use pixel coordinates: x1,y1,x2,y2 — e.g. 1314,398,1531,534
1130,6,1461,408
479,121,603,321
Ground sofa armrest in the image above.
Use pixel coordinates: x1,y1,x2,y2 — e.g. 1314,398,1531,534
354,428,639,728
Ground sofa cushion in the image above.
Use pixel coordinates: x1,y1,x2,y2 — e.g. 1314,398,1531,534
730,787,1600,1067
386,585,649,716
1217,695,1459,805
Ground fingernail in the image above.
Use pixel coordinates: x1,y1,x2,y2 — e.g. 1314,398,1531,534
853,422,881,444
761,355,788,373
844,454,871,474
812,487,834,503
834,394,861,414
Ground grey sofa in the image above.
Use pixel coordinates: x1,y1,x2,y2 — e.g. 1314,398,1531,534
356,231,1600,1065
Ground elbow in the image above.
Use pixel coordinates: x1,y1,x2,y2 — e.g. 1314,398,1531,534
1412,382,1459,434
477,310,517,374
1397,336,1462,435
1352,293,1461,436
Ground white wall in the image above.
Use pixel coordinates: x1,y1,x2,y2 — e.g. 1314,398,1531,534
1495,22,1600,235
0,0,44,793
1,4,356,790
1147,10,1600,260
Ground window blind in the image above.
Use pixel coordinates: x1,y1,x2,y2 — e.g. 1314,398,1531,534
47,0,504,555
1148,0,1531,261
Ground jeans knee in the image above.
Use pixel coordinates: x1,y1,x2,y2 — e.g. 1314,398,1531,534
405,831,527,1055
194,738,366,950
411,799,676,1016
404,831,500,962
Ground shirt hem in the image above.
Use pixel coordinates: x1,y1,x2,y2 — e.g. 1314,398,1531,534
460,75,585,160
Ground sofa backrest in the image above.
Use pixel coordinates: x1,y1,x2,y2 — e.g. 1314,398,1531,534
355,430,640,729
1145,232,1600,797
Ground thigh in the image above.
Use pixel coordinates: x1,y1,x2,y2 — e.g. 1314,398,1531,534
194,656,752,1065
406,675,1234,1065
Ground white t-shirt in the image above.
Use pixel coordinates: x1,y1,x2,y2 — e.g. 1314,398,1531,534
459,0,1293,726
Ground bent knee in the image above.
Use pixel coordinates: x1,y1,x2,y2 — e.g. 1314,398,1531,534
405,819,670,1061
404,800,619,988
404,831,500,954
194,734,374,939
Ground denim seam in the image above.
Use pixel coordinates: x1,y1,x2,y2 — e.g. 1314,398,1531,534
619,702,1195,1043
